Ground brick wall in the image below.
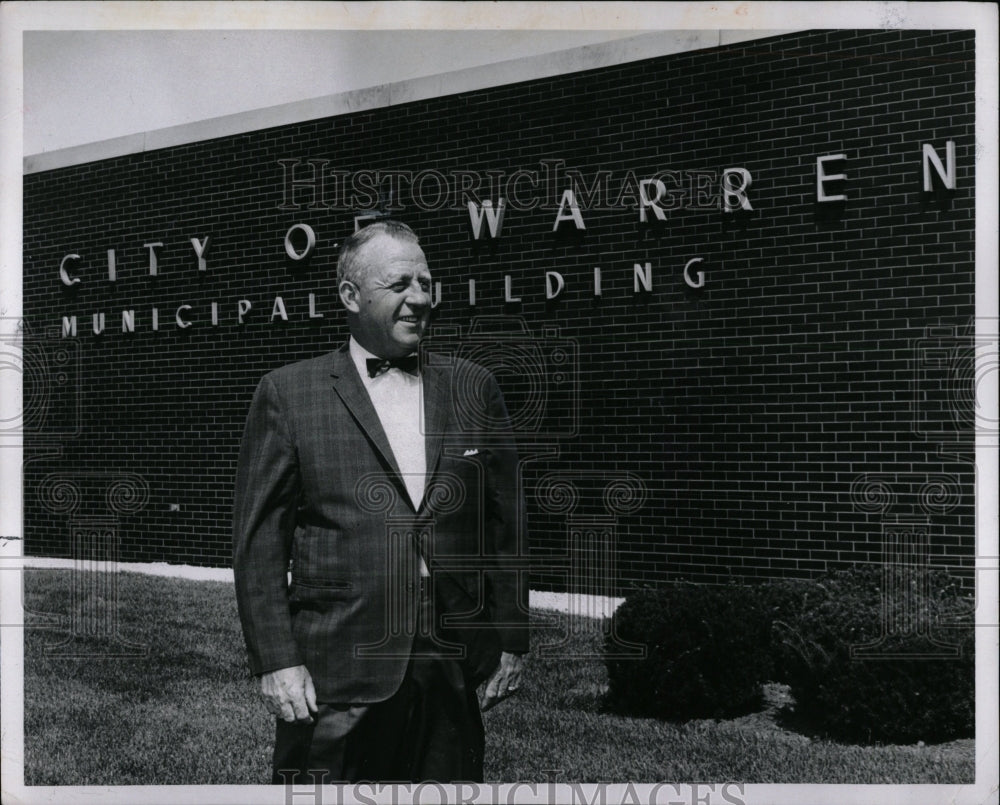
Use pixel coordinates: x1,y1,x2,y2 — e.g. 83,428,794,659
21,29,977,592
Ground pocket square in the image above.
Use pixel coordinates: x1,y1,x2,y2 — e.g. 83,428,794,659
463,448,480,457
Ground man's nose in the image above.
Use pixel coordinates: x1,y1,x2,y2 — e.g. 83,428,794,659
406,281,431,309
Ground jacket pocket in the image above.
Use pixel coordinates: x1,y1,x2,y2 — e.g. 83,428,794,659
288,577,354,610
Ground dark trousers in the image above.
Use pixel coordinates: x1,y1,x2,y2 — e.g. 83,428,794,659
271,588,485,784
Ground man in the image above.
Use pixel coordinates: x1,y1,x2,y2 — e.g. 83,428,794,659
233,220,528,784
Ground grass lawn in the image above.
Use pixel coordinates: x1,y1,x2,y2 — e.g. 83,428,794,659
20,568,974,785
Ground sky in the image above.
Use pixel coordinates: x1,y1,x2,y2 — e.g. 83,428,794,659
23,30,646,155
22,2,989,157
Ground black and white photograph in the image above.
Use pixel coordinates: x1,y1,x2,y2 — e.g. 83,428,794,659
1,3,997,804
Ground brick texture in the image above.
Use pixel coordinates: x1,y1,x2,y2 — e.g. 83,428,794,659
22,30,977,592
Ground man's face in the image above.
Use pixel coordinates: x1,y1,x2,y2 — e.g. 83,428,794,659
342,234,432,358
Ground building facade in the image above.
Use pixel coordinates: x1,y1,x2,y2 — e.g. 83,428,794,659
22,29,976,592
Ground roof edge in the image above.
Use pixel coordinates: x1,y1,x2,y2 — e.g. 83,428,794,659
24,29,798,174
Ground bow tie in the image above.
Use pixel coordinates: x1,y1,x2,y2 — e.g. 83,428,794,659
366,354,419,378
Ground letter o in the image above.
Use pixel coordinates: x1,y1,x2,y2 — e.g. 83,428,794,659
284,223,316,261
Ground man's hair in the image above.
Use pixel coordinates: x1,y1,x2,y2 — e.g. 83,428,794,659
336,219,420,288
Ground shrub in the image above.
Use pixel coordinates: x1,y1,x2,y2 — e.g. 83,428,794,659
604,583,774,720
742,578,815,684
773,565,975,744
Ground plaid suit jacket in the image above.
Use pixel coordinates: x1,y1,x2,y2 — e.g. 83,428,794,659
233,342,529,703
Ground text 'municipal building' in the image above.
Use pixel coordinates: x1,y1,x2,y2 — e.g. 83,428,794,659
22,29,976,593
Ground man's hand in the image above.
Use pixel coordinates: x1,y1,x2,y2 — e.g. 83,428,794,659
261,664,318,724
480,651,525,712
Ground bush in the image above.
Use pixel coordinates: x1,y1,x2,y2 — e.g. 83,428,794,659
742,578,815,684
604,583,774,720
773,565,975,744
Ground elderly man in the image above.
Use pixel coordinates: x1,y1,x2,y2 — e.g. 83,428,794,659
233,219,528,784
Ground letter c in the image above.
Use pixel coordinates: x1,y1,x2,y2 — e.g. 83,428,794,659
60,253,82,286
175,305,193,329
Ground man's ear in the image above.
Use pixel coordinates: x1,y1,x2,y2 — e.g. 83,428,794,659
339,280,361,313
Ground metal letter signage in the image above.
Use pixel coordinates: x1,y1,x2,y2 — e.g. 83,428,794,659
284,223,316,261
468,199,506,239
190,237,210,271
922,141,956,191
721,168,753,212
60,253,82,286
816,154,848,202
552,189,586,231
684,258,706,289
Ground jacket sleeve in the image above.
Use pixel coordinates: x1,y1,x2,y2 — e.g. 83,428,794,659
482,373,530,655
232,373,304,675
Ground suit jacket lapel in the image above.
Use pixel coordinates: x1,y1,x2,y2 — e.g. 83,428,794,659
420,355,451,504
328,344,405,483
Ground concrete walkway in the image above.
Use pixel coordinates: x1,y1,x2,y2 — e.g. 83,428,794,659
21,556,624,618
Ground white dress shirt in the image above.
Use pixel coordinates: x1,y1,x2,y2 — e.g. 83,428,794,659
349,338,430,577
349,337,426,509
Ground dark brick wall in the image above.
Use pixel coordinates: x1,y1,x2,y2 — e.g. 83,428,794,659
22,30,977,592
